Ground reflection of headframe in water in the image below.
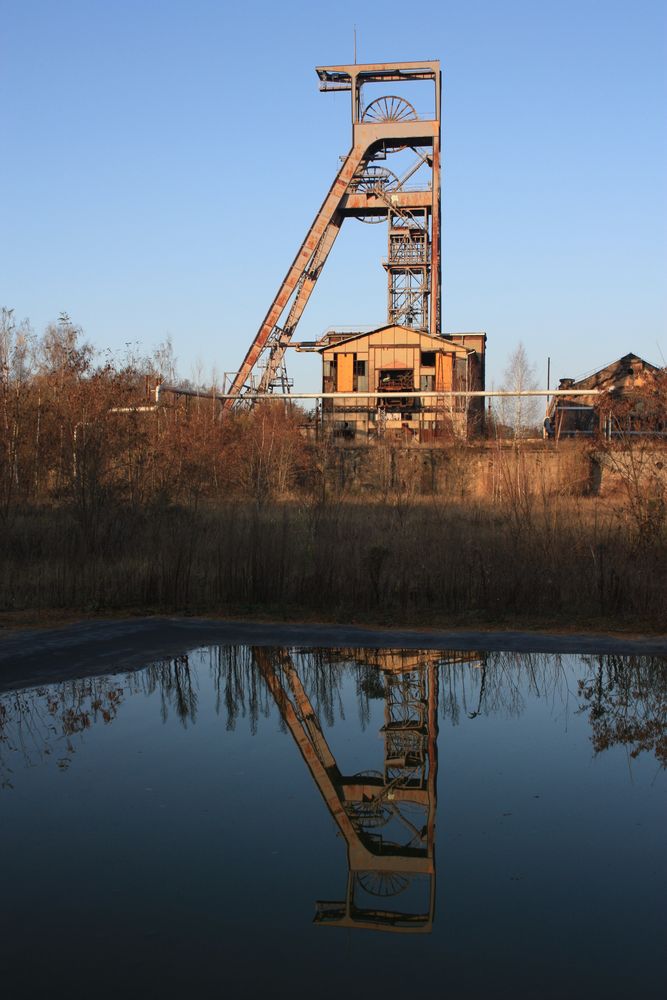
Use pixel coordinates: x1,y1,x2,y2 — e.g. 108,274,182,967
253,648,454,933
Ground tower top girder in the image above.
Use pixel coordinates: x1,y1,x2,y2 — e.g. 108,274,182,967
316,60,440,89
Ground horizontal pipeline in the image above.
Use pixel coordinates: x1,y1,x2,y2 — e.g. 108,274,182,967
155,385,608,403
108,405,159,414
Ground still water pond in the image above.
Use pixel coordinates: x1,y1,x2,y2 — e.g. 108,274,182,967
1,646,665,999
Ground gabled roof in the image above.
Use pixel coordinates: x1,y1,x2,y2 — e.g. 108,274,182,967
565,353,660,391
315,324,469,353
547,353,663,420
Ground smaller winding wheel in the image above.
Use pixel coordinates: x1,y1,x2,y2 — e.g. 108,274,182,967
350,165,400,224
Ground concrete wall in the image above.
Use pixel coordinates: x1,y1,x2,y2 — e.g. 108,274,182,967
315,442,605,498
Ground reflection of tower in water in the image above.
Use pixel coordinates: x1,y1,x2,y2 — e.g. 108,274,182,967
324,653,438,932
253,648,466,933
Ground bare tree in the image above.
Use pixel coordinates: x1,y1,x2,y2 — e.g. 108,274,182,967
152,336,178,383
0,308,35,518
597,366,667,540
499,342,539,438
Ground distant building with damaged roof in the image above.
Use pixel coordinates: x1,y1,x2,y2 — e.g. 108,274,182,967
547,353,664,438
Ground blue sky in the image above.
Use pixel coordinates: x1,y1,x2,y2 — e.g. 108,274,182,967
2,0,665,390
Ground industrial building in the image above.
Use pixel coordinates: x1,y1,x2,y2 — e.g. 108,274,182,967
306,324,485,441
224,59,487,437
546,353,663,438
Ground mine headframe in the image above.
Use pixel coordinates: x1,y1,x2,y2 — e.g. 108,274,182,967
224,60,442,410
253,646,440,933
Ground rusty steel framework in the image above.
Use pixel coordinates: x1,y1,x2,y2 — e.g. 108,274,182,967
224,60,441,409
253,647,441,932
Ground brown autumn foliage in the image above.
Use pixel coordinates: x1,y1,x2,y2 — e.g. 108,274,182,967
0,309,311,517
595,366,667,539
578,655,667,766
2,651,664,794
0,310,665,628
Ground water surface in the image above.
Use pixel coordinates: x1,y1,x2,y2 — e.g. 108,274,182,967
1,646,665,999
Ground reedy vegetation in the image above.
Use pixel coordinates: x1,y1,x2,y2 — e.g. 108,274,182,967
1,310,665,628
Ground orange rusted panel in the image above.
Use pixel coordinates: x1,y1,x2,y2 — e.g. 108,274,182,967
337,353,355,391
435,352,453,391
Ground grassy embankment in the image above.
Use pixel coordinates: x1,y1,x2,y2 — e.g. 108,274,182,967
0,309,667,631
1,493,664,633
2,314,664,633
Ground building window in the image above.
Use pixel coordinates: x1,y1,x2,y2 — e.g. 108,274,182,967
421,351,436,367
378,369,415,412
354,359,366,376
421,374,435,391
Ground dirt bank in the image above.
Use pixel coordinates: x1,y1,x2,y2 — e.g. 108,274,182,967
0,616,664,693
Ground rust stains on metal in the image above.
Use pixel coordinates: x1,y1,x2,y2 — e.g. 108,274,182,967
224,60,443,409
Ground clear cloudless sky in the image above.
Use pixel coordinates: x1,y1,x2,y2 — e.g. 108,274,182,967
2,0,666,390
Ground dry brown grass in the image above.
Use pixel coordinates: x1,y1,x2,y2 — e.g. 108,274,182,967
1,493,664,632
2,315,663,633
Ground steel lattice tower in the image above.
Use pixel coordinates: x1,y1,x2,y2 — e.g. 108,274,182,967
225,60,442,409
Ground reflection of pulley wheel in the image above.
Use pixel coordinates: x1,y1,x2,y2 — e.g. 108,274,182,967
348,800,392,829
361,96,418,123
356,871,411,897
348,770,391,827
351,165,399,224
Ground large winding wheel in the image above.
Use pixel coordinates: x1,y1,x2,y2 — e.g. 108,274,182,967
356,871,411,897
361,96,418,123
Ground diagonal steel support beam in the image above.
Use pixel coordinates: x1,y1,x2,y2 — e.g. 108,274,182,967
224,145,370,408
255,213,343,394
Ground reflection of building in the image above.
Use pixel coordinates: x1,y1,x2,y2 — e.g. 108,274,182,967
312,325,486,442
254,648,481,933
546,353,662,438
337,648,482,674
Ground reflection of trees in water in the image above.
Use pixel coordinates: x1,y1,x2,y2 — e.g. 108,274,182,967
200,648,667,772
578,655,667,767
0,656,196,788
0,649,410,787
210,645,272,735
0,675,127,789
143,655,198,726
439,652,576,725
207,646,369,734
439,651,666,768
1,648,665,789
